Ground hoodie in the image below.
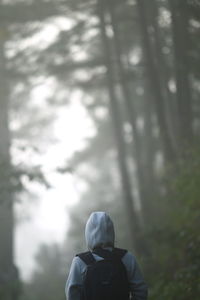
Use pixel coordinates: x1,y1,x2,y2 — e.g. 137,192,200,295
65,212,148,300
85,211,115,250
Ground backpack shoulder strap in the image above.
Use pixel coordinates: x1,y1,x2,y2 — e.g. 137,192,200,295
113,247,127,260
76,251,96,265
92,247,127,260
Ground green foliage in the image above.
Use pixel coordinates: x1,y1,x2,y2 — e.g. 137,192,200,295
148,148,200,300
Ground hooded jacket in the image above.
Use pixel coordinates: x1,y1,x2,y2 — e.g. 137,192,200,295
65,212,148,300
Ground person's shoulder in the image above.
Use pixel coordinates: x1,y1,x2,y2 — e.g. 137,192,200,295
71,255,83,266
76,250,99,267
120,249,137,268
114,247,136,260
124,250,136,259
70,253,89,275
76,251,94,263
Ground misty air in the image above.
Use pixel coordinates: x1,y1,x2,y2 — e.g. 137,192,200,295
0,0,200,300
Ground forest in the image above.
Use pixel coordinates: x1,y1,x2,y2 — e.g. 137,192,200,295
0,0,200,299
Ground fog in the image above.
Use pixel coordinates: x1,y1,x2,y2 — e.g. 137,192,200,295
0,1,200,300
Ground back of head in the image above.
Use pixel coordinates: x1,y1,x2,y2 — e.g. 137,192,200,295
85,212,115,251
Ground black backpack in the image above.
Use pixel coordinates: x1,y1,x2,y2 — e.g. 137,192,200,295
76,247,130,300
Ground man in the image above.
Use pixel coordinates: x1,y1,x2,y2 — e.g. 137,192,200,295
65,211,148,300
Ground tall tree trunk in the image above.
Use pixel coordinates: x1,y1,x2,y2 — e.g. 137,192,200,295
97,0,145,255
0,27,19,300
107,0,154,225
141,90,159,214
136,0,176,163
169,0,193,146
148,0,180,156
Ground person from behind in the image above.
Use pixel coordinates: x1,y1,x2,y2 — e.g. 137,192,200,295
65,211,148,300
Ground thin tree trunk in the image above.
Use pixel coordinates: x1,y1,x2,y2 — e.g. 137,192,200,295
141,92,158,210
169,0,193,145
148,0,180,156
97,0,145,254
107,0,153,225
0,28,18,300
136,0,176,163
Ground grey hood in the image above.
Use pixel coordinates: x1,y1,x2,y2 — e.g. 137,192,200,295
85,212,115,250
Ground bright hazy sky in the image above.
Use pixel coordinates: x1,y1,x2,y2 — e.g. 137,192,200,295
14,95,95,280
11,16,97,280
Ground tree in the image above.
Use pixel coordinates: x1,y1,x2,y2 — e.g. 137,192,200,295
97,0,143,253
149,148,200,300
20,244,66,300
136,0,177,163
5,0,199,298
106,0,157,223
169,0,194,145
0,1,66,298
0,22,19,300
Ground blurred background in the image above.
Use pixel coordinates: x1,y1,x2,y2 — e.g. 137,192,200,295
0,0,200,299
